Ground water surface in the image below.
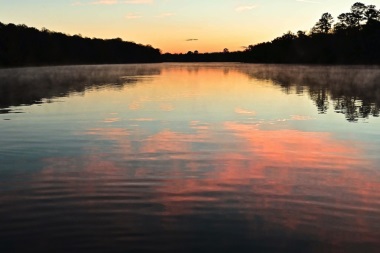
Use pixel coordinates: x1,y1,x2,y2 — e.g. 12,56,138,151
1,63,379,252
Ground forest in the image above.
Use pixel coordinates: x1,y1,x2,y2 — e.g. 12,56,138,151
0,22,161,67
0,2,379,66
167,2,380,64
243,2,380,64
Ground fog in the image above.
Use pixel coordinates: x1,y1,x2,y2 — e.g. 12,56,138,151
1,63,379,121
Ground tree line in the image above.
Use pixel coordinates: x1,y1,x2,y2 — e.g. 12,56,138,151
0,22,161,67
243,2,380,64
1,2,379,66
166,2,380,64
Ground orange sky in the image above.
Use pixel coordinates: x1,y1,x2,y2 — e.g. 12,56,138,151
1,1,378,53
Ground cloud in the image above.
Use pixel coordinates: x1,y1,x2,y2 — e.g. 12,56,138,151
235,107,256,115
235,5,256,12
126,13,143,19
290,115,315,121
186,39,198,42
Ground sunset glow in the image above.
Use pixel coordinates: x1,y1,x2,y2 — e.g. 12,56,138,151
1,0,377,53
1,62,380,252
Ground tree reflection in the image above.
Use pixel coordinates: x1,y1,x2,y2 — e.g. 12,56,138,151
334,96,380,122
309,88,329,114
1,64,379,122
241,65,380,122
0,65,161,112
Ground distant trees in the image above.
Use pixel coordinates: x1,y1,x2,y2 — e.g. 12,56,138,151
161,51,244,62
0,23,161,67
163,2,380,65
244,2,380,64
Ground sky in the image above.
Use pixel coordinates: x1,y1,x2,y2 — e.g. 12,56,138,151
0,0,379,53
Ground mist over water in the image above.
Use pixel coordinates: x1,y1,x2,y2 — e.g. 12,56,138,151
1,63,379,253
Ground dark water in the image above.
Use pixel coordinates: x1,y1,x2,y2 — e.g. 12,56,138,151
1,63,379,253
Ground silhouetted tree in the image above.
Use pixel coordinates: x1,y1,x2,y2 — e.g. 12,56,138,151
336,12,361,31
364,4,380,22
351,2,367,23
297,31,307,38
312,13,334,33
335,3,380,31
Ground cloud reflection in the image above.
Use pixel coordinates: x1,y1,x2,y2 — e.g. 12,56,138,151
2,64,380,252
33,120,380,248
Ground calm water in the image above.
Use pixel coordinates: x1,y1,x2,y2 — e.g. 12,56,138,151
1,63,380,253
